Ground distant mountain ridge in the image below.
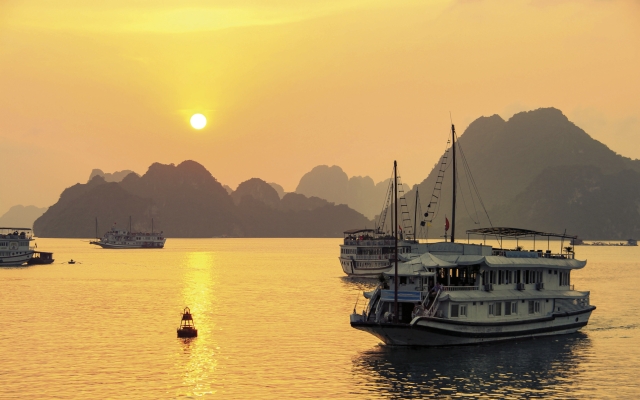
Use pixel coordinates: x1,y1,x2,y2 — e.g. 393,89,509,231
0,205,48,229
88,168,138,183
295,165,409,219
34,161,371,238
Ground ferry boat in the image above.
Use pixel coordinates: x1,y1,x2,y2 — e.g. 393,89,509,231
350,228,595,346
90,218,166,249
340,162,428,277
349,123,595,345
90,227,166,249
0,227,35,266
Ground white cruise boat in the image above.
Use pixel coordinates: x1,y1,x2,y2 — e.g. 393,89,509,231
0,227,35,266
340,229,426,277
340,161,429,277
350,228,595,346
90,227,166,249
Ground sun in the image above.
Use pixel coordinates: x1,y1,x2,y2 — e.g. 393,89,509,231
190,113,207,129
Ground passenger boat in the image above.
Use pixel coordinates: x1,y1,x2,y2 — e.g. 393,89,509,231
90,218,166,249
27,251,55,265
0,227,34,266
340,163,428,277
349,123,596,345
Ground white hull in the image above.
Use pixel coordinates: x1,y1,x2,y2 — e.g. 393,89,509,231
93,242,164,249
351,307,594,346
340,257,392,277
0,251,34,266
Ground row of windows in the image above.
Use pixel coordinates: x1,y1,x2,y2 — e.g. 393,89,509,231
482,269,567,285
559,272,571,286
450,300,542,318
341,248,356,254
0,251,28,256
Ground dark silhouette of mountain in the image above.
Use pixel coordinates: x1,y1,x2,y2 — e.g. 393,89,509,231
408,107,640,239
231,178,281,209
490,166,640,239
280,192,332,211
0,205,48,228
88,168,138,183
34,161,371,238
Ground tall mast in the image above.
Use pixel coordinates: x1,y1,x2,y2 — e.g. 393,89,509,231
129,216,132,233
95,217,98,239
152,218,154,234
413,188,419,241
394,160,399,323
451,124,456,243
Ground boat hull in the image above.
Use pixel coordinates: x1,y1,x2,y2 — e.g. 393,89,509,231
351,306,595,346
0,251,34,266
340,257,392,278
91,242,164,249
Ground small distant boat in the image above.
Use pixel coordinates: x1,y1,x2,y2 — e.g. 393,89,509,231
27,251,55,265
68,259,76,264
177,307,198,338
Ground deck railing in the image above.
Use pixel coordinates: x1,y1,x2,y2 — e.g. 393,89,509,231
344,239,396,246
441,286,480,291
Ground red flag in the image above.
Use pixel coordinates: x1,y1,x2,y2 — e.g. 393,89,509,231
445,217,450,231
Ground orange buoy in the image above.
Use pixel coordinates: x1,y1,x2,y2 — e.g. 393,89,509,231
177,307,198,338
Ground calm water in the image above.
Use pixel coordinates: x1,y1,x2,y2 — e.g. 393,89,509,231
1,239,638,399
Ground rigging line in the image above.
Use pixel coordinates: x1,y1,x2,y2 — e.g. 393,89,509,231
376,168,395,233
456,135,494,228
456,137,481,224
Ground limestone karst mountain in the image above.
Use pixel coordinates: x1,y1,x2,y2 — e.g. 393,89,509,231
35,161,371,238
408,107,640,239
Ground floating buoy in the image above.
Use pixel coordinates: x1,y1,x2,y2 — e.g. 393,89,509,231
177,307,198,338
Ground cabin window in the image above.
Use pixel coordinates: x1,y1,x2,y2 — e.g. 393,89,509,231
505,301,517,315
488,303,495,316
506,270,512,284
451,304,459,317
495,302,502,316
400,277,407,285
460,305,467,317
528,301,540,314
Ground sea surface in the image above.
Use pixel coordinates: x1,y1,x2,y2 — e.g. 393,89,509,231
1,238,638,399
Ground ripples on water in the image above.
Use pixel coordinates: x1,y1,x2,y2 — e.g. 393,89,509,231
0,239,639,399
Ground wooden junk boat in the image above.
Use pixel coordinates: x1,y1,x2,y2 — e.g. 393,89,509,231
27,251,55,265
177,307,198,338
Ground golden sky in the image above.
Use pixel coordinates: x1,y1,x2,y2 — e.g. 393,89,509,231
1,0,639,214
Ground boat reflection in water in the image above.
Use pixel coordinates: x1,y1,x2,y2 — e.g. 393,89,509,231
352,333,592,398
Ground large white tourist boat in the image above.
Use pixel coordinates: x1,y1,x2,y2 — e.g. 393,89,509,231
0,227,35,266
350,228,595,346
90,218,166,249
349,123,595,345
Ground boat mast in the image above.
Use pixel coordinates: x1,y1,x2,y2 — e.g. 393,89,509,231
95,217,98,239
394,160,399,323
129,216,132,233
451,123,456,243
152,218,154,234
413,188,419,241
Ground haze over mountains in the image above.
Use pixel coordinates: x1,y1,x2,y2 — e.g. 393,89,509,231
32,107,640,239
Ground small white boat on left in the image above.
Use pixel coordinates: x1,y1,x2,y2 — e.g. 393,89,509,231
0,227,34,266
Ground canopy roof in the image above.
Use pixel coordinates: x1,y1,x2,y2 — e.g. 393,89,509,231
466,227,577,239
343,228,375,234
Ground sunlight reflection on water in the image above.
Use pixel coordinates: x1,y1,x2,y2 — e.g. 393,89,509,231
0,239,638,398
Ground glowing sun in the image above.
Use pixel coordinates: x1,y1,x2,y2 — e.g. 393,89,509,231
190,113,207,129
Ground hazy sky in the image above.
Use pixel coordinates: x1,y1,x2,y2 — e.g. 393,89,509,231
1,0,639,214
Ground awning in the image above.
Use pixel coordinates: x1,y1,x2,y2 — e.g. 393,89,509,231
380,290,422,302
383,262,436,276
